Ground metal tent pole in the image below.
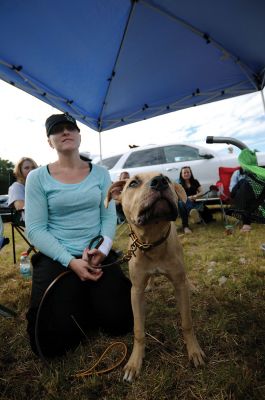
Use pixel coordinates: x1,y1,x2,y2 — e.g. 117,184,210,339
261,89,265,113
99,131,103,164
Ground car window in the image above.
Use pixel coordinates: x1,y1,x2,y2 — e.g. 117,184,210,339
163,145,201,163
123,148,163,168
96,154,122,170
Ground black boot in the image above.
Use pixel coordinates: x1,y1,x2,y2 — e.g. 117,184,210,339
0,237,10,250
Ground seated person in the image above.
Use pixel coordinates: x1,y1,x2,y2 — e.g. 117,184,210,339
178,166,214,234
8,157,38,224
116,171,130,224
119,171,130,180
229,167,251,232
0,216,9,250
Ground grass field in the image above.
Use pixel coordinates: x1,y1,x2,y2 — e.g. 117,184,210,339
0,215,265,400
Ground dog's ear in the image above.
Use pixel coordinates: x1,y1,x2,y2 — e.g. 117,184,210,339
174,183,187,202
104,180,127,208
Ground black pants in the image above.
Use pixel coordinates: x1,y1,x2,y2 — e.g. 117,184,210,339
26,251,133,358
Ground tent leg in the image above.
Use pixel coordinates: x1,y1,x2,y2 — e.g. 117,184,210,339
261,89,265,113
99,132,103,164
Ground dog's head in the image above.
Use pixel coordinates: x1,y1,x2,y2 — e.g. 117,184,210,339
105,172,187,226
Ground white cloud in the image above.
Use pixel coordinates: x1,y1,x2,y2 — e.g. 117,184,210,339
0,79,265,165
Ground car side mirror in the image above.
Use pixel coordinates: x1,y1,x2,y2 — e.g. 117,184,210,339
199,150,214,159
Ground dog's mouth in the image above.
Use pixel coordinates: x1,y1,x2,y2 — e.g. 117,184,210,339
137,194,178,226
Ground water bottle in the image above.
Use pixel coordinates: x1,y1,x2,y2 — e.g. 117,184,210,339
19,251,31,279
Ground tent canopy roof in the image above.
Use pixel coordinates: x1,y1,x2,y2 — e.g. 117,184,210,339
1,0,264,132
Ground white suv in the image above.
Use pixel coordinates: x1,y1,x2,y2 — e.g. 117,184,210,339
105,143,265,193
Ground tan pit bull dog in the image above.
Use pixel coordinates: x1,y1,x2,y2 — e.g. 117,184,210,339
105,172,205,382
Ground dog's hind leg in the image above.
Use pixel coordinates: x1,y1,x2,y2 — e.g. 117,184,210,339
169,270,205,367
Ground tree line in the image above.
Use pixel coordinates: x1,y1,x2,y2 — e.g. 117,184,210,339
0,158,14,194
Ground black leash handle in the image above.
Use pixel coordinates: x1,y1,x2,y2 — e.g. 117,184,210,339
87,235,127,269
88,235,104,250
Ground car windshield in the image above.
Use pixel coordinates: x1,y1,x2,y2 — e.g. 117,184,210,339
96,154,122,170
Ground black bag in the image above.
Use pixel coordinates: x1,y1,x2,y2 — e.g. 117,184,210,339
199,205,213,223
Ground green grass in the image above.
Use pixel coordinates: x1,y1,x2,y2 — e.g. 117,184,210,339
0,215,265,400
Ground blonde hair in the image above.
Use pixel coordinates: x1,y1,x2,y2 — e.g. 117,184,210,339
13,157,38,184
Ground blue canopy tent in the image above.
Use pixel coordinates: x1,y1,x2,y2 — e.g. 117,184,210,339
0,0,265,134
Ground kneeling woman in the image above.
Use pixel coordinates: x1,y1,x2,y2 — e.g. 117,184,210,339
25,113,133,358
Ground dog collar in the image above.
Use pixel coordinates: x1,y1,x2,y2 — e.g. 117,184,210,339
128,224,171,254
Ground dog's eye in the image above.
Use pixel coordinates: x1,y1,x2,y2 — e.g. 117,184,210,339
128,180,139,188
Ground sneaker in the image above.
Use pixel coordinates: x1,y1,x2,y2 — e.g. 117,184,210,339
240,224,251,232
184,227,192,234
189,208,201,224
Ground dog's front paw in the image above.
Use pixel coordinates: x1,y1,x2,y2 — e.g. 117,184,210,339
123,354,143,382
123,362,141,382
188,343,206,367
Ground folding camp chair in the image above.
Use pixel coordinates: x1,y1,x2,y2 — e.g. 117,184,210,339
215,166,240,203
10,209,36,264
211,166,240,224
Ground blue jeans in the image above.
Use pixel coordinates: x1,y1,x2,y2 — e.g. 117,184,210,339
178,199,200,228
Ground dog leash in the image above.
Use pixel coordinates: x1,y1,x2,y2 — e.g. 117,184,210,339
73,342,127,378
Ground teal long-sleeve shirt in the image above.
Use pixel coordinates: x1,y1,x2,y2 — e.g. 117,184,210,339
25,164,116,267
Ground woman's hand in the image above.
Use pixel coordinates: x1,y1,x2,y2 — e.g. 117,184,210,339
188,195,196,202
69,258,103,282
82,248,106,267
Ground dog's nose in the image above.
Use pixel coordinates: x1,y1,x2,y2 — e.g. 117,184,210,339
150,175,169,191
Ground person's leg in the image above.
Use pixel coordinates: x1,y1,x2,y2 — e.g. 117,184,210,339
189,203,201,224
178,201,189,229
240,214,251,232
85,251,133,336
26,253,86,357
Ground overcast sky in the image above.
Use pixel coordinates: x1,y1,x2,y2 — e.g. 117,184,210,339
1,79,265,166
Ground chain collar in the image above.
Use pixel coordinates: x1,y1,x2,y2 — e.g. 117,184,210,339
121,224,171,262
